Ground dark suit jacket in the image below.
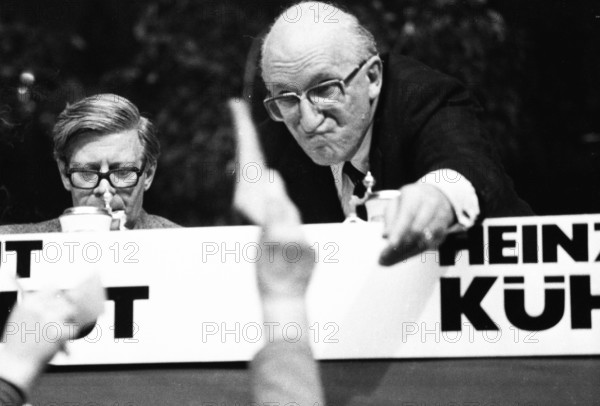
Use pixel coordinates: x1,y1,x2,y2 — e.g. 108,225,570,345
0,210,179,234
260,54,533,224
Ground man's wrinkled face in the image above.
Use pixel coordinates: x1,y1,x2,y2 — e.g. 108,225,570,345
57,130,156,228
263,34,380,166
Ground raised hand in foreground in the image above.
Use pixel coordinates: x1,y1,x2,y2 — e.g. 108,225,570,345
0,272,105,405
229,99,325,406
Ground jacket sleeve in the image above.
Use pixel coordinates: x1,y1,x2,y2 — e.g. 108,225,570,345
400,71,533,218
0,377,26,406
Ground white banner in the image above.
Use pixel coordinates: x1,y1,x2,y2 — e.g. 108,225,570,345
0,214,599,365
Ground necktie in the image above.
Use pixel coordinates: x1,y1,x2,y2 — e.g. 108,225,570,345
343,162,368,220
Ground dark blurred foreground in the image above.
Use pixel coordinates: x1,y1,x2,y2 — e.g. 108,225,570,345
1,0,599,226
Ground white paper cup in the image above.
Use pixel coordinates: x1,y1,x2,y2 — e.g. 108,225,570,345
364,190,401,222
59,207,112,232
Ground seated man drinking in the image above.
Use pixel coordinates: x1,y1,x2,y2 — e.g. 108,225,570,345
0,94,178,233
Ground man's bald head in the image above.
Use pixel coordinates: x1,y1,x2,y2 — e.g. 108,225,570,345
261,2,377,82
259,2,383,166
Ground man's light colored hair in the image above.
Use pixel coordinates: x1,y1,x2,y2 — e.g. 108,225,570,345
53,93,160,166
260,1,378,81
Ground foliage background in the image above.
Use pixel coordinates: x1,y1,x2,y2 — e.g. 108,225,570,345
1,0,599,226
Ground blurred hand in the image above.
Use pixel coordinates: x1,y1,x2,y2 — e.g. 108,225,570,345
379,183,455,265
228,99,313,322
228,99,301,227
232,99,323,406
0,272,105,395
0,289,76,394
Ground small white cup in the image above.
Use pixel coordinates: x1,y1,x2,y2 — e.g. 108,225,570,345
364,190,401,222
59,207,112,232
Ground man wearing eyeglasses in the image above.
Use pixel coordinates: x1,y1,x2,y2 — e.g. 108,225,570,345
259,2,532,265
0,94,178,233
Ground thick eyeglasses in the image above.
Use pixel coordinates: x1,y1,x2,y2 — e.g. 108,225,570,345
67,163,146,189
263,58,371,122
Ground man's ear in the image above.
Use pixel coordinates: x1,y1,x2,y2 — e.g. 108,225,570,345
366,56,383,100
143,161,157,191
57,160,72,192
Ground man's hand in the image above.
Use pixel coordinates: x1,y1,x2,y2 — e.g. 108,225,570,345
228,99,301,227
227,99,314,325
0,289,76,394
379,183,455,265
0,272,105,396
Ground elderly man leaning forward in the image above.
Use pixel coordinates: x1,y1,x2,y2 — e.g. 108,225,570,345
0,94,178,233
258,2,532,265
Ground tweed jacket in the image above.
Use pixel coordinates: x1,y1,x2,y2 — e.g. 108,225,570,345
0,210,178,234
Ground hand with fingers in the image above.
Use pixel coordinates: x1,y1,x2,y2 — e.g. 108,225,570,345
0,289,79,405
228,98,324,406
379,183,456,266
229,98,312,322
0,274,105,404
228,99,301,228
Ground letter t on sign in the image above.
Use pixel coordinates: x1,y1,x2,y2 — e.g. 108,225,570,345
106,286,149,339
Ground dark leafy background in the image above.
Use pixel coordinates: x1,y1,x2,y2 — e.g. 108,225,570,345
1,0,599,226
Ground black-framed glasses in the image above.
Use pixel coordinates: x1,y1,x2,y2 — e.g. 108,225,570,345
67,163,146,189
263,57,374,122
